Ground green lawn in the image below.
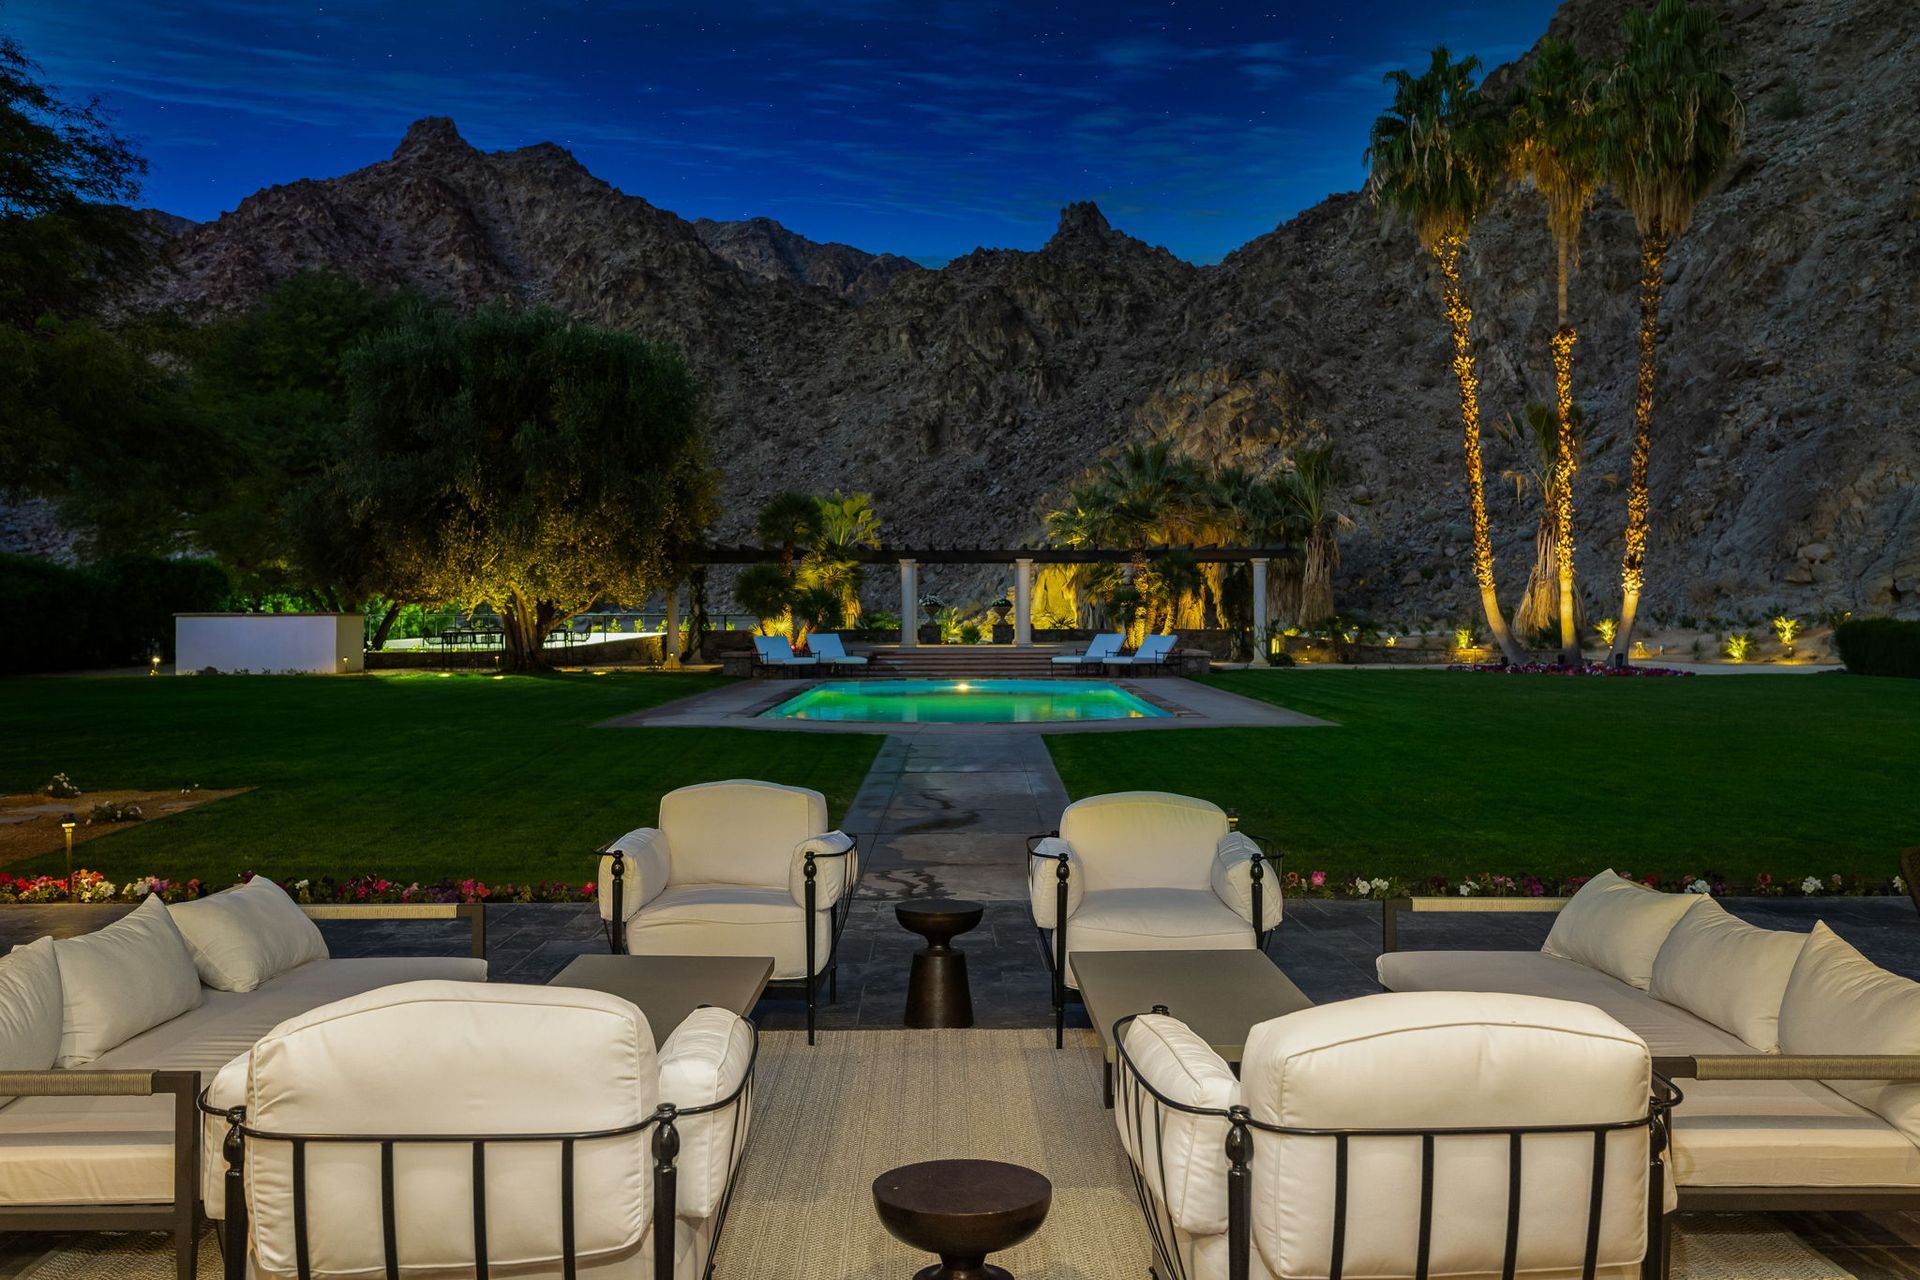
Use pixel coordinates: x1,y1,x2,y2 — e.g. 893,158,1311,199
0,672,881,887
1047,670,1919,884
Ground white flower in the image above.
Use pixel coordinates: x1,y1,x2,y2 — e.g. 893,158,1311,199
1686,879,1711,894
132,880,153,898
1353,877,1373,897
1370,877,1391,895
1800,876,1822,895
295,879,310,891
1897,876,1907,895
1458,883,1475,896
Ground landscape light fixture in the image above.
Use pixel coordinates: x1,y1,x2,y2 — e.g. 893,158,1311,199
61,815,77,900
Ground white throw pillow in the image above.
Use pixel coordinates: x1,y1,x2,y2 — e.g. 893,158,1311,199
1541,869,1702,990
1648,898,1806,1052
0,937,64,1104
169,876,328,992
52,894,203,1067
1779,922,1920,1147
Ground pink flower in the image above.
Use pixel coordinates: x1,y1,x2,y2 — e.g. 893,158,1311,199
1309,871,1327,888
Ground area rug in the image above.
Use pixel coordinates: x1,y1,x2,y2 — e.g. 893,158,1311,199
4,1028,1865,1278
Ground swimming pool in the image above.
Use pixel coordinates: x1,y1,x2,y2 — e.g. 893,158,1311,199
760,679,1169,724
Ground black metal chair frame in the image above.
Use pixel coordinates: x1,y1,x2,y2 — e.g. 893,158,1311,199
1902,847,1919,918
203,1024,756,1280
1028,827,1277,1049
1111,1011,1680,1280
602,836,860,1045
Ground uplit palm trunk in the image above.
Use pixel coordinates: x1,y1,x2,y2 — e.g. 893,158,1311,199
1300,525,1336,626
1434,234,1524,665
1550,322,1581,664
1611,232,1666,665
1514,517,1558,638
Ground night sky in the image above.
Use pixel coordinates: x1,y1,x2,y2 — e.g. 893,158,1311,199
4,0,1560,265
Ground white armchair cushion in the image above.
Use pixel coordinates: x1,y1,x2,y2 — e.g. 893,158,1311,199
1116,1013,1238,1236
243,981,657,1278
168,876,328,992
660,780,830,889
1209,832,1281,932
1027,836,1083,929
1241,991,1655,1280
0,938,62,1103
598,827,672,923
52,895,202,1067
1057,792,1229,893
658,1008,755,1220
787,830,857,909
1542,868,1703,990
1649,899,1805,1052
1779,922,1920,1146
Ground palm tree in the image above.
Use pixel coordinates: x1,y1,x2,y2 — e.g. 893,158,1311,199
1597,0,1743,663
1495,401,1586,642
754,491,823,576
1282,444,1347,626
1368,48,1525,665
1508,38,1602,663
812,490,882,624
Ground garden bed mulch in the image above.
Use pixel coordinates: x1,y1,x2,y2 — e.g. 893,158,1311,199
0,788,249,867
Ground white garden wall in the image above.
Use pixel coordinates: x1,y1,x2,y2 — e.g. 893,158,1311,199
175,614,364,675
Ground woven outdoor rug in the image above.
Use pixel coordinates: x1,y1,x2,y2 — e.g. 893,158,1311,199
5,1028,1870,1278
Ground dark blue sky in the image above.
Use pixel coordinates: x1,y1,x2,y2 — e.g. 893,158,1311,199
4,0,1559,265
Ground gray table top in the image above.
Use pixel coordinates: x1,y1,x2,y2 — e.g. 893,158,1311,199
548,954,775,1046
1074,949,1313,1062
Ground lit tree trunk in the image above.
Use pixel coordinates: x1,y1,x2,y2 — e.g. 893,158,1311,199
1434,234,1524,665
1299,526,1336,626
369,601,403,651
1550,322,1581,664
1611,231,1666,665
1514,517,1558,639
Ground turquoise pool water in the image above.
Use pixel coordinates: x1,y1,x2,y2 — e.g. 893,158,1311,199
761,679,1169,724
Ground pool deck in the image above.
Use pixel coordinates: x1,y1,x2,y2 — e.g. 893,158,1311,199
597,674,1332,733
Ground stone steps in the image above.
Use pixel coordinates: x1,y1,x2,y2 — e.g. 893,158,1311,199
864,646,1074,678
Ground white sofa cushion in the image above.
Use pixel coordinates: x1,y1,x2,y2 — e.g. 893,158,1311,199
51,896,202,1068
1541,869,1702,990
1116,1013,1238,1236
1241,992,1655,1280
660,780,829,889
167,877,328,993
1060,889,1252,988
1779,922,1920,1147
657,1007,755,1220
243,981,656,1277
1058,792,1228,893
624,884,831,980
0,938,63,1104
1648,900,1805,1053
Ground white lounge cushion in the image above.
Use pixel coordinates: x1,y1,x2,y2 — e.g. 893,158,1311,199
1541,869,1703,990
1058,792,1229,893
659,780,830,889
52,896,202,1067
1061,889,1252,988
167,877,328,993
1116,1014,1238,1236
1240,992,1655,1280
1648,900,1805,1053
0,938,62,1105
242,982,656,1278
624,884,831,981
598,827,673,923
658,1007,755,1220
1210,832,1282,932
1779,922,1920,1147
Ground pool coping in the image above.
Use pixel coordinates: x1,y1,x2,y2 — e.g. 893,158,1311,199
597,675,1333,734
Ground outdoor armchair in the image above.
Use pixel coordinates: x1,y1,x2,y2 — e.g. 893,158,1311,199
206,980,755,1280
808,632,868,668
1112,991,1677,1280
1051,632,1123,667
1028,791,1280,1046
597,780,860,1043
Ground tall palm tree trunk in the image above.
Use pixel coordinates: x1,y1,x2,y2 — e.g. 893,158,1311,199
1435,234,1524,665
1514,516,1558,637
1550,318,1581,664
1610,231,1666,664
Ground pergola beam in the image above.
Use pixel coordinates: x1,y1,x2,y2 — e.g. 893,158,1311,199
693,545,1292,566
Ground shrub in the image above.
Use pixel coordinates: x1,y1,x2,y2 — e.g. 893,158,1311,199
1723,632,1754,662
0,553,229,674
958,622,983,645
1834,617,1920,678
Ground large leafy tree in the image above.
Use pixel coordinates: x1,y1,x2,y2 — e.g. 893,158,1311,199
1367,48,1525,666
1508,38,1602,663
337,304,714,672
1597,0,1743,664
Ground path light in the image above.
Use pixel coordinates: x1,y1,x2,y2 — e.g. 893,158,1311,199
1226,809,1240,833
149,654,161,676
61,816,76,901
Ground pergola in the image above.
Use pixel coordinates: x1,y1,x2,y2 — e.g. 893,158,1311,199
688,545,1292,664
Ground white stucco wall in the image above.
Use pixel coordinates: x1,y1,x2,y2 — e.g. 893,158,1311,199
175,614,364,675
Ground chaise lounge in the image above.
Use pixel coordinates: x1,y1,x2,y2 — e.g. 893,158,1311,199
1051,632,1123,669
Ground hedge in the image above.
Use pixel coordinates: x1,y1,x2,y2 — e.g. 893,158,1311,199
1834,616,1920,679
0,553,231,674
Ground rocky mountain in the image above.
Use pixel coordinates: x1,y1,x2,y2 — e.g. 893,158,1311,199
56,0,1920,623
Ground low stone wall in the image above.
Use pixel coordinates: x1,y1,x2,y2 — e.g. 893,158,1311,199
368,634,665,669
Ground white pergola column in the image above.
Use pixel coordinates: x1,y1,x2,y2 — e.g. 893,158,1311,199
1013,558,1034,647
898,559,918,649
661,582,682,669
1249,557,1270,667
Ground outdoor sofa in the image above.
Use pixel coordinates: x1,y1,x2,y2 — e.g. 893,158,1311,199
0,878,488,1279
1113,990,1677,1280
1378,869,1920,1219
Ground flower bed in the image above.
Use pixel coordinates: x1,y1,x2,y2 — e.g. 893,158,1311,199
1451,662,1694,677
1276,868,1904,900
0,870,597,906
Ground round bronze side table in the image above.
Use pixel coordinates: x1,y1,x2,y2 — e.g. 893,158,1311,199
895,898,984,1028
873,1159,1052,1279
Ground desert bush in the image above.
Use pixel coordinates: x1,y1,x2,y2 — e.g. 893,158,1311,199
1834,617,1920,678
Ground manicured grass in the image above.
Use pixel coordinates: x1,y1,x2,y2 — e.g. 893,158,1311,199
1047,670,1920,883
0,672,882,886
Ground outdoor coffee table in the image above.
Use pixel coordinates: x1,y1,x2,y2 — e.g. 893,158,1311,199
548,954,774,1046
1073,949,1313,1107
